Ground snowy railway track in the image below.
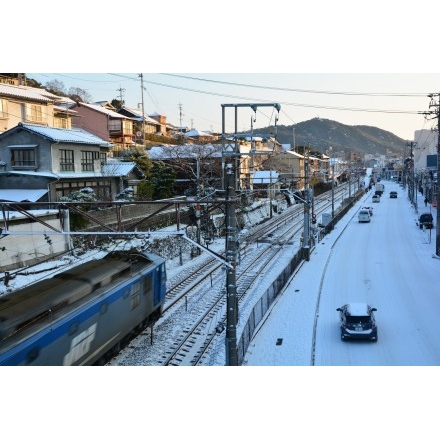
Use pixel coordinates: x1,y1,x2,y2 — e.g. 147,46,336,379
164,232,300,366
108,184,355,366
111,210,308,366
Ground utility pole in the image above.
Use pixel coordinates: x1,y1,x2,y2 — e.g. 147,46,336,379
348,164,351,199
406,141,417,206
224,164,238,366
220,102,281,365
420,93,440,257
195,159,201,255
292,126,296,153
303,159,310,261
178,102,184,134
117,86,125,109
221,102,281,191
139,74,146,147
330,158,335,227
269,169,273,219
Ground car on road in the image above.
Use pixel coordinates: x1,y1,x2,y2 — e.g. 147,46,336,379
390,191,397,198
358,209,371,223
336,303,378,342
372,195,380,203
418,212,434,229
362,206,373,216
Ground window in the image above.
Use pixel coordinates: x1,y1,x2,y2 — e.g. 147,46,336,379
100,152,107,165
108,119,121,131
0,99,8,118
131,280,141,295
130,293,141,310
26,104,44,123
11,148,36,168
122,119,133,134
346,316,370,324
81,151,95,171
55,180,111,200
54,116,69,129
60,149,74,171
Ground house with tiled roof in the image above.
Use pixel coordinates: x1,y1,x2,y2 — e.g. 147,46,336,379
0,123,145,202
69,102,136,155
0,82,75,134
117,106,163,144
183,129,215,144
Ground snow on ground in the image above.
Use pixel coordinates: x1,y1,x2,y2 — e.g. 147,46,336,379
4,179,438,438
0,200,275,294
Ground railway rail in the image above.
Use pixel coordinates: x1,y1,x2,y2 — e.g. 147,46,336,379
109,182,357,366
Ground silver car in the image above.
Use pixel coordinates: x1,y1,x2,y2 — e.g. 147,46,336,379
358,209,371,223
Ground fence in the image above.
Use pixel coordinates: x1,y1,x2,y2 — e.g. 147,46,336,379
236,189,364,365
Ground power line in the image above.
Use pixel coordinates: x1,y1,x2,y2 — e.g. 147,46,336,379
142,78,421,116
160,73,428,98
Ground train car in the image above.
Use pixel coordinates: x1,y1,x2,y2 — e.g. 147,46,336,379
0,250,167,366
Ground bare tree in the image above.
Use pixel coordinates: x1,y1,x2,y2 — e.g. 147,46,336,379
68,87,92,103
157,144,223,196
45,79,66,96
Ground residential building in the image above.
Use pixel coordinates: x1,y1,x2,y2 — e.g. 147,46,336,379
70,102,136,156
117,106,162,143
0,81,75,134
222,135,283,190
148,112,169,136
0,123,144,203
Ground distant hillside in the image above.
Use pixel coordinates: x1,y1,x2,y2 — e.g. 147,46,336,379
249,117,406,157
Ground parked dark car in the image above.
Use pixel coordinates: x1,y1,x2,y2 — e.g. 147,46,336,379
336,303,378,342
419,212,434,229
390,191,397,198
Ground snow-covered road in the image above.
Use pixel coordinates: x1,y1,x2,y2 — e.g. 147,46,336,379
244,180,440,366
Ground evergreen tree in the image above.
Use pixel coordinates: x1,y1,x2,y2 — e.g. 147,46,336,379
137,180,155,201
151,162,176,200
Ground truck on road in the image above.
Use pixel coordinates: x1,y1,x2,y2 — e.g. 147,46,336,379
375,183,385,196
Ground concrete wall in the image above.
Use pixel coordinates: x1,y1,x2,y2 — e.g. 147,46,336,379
1,211,70,272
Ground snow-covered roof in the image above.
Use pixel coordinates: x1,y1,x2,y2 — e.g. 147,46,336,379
346,303,370,316
7,123,113,147
284,150,305,159
102,161,142,177
4,162,138,179
75,102,130,119
252,170,279,184
53,104,77,114
0,189,48,202
147,144,222,160
122,107,161,125
184,129,213,137
0,83,56,103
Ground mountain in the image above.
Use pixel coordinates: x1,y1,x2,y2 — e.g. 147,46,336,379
250,117,406,157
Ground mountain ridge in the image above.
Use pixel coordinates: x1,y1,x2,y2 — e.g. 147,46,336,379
249,117,406,157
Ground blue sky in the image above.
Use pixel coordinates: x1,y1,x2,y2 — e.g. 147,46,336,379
9,2,440,140
27,72,440,141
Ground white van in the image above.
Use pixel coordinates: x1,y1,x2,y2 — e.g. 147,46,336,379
358,209,371,223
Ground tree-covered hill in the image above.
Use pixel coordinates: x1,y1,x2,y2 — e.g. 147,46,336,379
250,117,407,157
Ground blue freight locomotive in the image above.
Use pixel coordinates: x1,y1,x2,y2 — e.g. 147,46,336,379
0,250,167,366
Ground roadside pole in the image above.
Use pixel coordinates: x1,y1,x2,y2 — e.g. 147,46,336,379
224,164,238,366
